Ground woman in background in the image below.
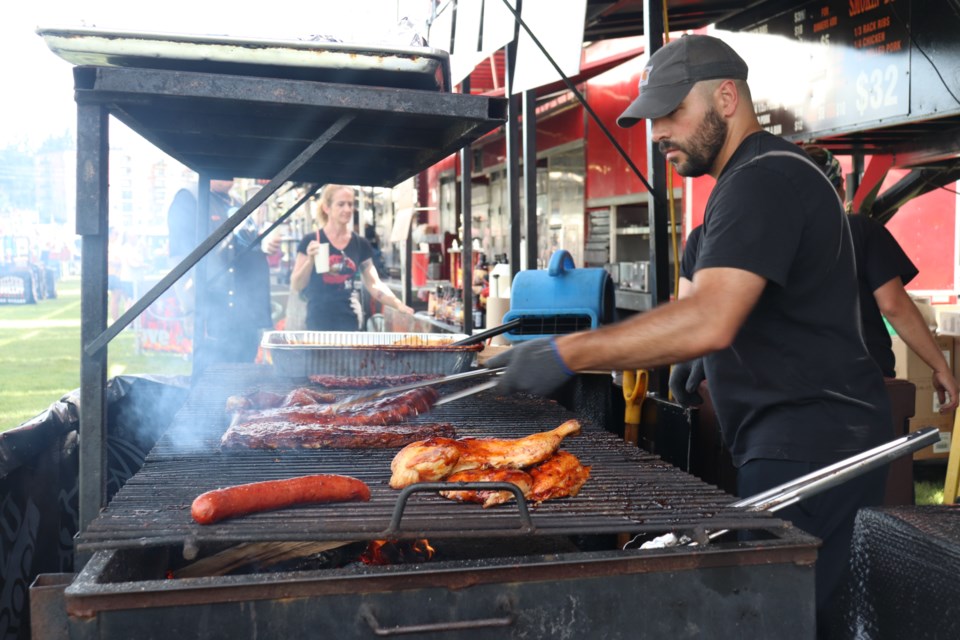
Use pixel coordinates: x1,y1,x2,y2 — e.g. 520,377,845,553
291,184,413,330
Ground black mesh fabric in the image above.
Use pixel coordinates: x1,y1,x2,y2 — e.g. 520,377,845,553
1,375,188,640
843,506,960,639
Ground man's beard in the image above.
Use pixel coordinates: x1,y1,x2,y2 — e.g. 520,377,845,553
659,105,727,177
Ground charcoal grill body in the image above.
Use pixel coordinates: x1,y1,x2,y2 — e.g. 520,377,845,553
38,364,818,639
53,541,815,640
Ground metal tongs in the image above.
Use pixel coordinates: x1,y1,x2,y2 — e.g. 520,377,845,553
450,318,522,346
630,426,943,550
331,367,505,409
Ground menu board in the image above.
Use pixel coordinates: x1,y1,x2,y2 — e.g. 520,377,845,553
715,0,910,139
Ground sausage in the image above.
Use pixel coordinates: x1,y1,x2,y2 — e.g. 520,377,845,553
191,474,371,525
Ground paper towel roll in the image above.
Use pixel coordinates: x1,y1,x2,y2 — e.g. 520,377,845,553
490,264,512,298
486,297,511,346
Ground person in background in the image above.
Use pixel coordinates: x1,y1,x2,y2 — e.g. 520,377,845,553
803,145,958,412
488,35,891,636
290,184,412,330
167,179,279,374
107,229,141,322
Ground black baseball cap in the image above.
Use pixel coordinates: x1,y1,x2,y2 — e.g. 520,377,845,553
617,34,749,128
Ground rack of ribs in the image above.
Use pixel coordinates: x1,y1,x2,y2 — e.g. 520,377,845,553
307,373,443,389
221,387,451,450
224,387,337,412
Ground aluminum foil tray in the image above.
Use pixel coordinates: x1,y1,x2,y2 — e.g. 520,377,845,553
261,331,481,377
38,26,451,92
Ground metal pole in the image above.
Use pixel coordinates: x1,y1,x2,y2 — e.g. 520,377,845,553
522,89,538,270
644,0,669,397
461,76,475,334
192,173,213,378
505,4,522,281
76,101,109,541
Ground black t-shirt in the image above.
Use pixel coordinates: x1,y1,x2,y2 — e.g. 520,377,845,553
847,214,918,377
679,224,703,281
686,215,916,379
297,230,374,331
690,131,890,466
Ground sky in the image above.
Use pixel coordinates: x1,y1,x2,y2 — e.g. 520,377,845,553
1,0,432,150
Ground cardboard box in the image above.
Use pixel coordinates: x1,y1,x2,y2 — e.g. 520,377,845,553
910,380,950,420
939,311,960,336
935,304,960,336
891,333,953,383
908,413,955,460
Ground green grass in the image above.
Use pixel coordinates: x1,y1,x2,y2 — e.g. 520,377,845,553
915,480,944,505
0,276,191,431
914,463,949,506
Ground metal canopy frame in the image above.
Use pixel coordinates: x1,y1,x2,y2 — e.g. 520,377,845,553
74,64,507,540
74,66,505,186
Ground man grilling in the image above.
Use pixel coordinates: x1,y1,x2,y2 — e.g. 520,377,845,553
487,34,891,637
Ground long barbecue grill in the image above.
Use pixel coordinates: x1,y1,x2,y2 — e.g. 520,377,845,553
79,366,790,549
47,364,819,638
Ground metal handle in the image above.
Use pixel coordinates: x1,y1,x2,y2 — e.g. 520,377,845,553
360,598,515,636
384,482,535,536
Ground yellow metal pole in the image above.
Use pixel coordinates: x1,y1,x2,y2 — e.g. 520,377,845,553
944,411,960,504
619,369,648,548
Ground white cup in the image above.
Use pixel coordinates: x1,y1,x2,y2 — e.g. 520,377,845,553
261,227,280,254
314,242,330,274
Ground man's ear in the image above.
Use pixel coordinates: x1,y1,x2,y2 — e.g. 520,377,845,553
716,79,739,117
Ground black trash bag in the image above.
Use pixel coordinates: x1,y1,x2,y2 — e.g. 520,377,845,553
0,374,189,640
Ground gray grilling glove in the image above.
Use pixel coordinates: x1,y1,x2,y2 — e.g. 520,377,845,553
486,337,575,397
668,358,705,407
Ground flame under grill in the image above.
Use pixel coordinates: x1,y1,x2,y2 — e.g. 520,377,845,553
77,364,785,552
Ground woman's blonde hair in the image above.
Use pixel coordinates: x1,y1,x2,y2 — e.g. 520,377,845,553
315,184,355,225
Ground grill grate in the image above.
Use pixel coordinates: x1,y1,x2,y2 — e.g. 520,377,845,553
77,364,785,551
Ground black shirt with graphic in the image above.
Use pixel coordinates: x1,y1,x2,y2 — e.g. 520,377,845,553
297,230,374,331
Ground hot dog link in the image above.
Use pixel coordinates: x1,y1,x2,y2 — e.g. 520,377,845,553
191,474,371,525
